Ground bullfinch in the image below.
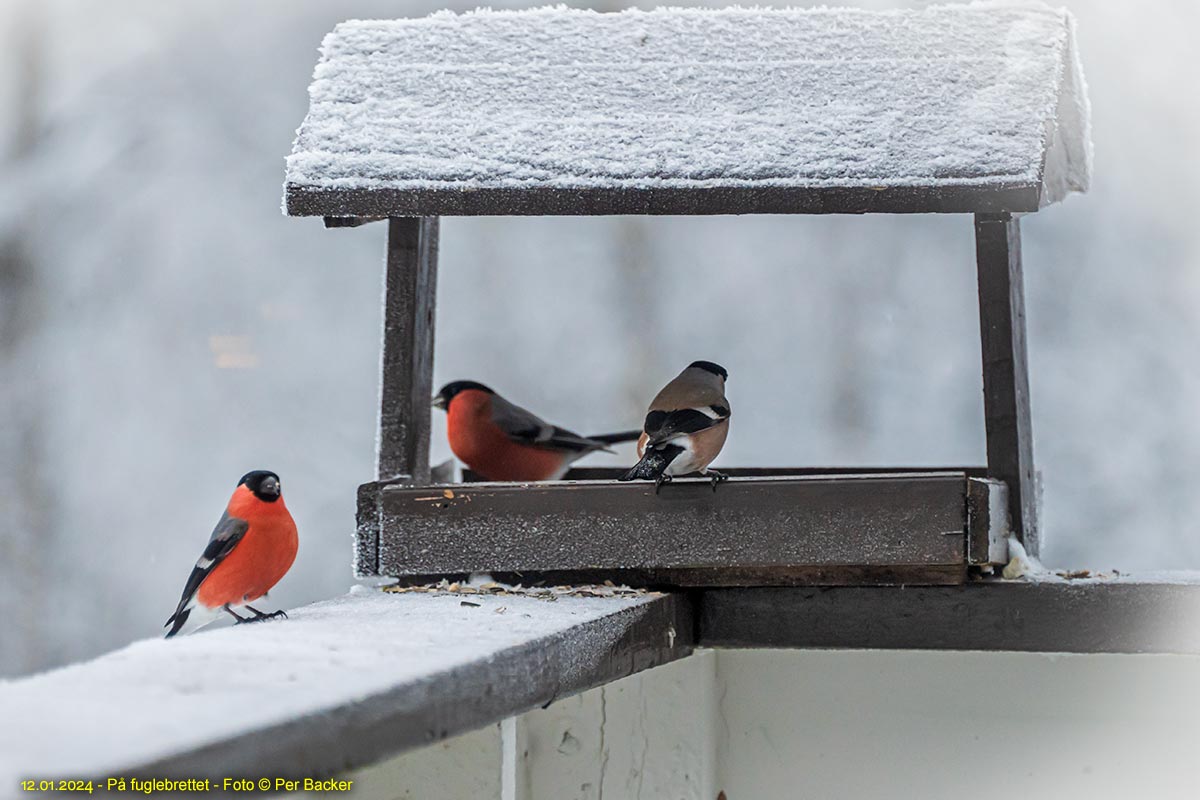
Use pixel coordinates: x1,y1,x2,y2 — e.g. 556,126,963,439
618,361,730,492
164,470,298,638
433,381,639,482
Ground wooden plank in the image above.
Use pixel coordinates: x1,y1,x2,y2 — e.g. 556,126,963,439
700,581,1200,654
323,216,385,228
368,473,971,582
975,213,1038,554
966,478,1010,565
0,592,693,783
354,481,381,578
287,183,1042,218
377,217,439,483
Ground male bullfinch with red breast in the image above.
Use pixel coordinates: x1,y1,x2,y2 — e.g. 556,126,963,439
164,470,298,638
433,381,639,482
619,361,730,492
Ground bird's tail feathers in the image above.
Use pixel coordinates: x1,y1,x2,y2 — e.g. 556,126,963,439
164,598,219,638
164,607,191,639
618,445,683,482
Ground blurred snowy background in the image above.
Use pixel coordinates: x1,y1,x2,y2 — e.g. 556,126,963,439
0,0,1196,678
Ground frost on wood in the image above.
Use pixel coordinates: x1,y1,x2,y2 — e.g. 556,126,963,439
284,3,1091,203
0,590,674,782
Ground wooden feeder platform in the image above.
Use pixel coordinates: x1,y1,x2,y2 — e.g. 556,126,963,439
358,469,1008,586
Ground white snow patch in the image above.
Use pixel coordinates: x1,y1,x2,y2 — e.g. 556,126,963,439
285,3,1091,202
1002,535,1061,580
0,589,657,781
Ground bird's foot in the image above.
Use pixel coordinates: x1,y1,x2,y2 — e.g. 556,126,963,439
707,469,728,492
654,474,673,495
245,605,288,622
235,614,285,625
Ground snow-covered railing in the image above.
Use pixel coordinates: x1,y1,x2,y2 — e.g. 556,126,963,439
0,589,691,786
5,579,1199,788
284,4,1090,217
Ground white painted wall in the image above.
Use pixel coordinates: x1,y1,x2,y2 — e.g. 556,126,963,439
343,649,1200,800
506,652,718,800
292,725,503,800
715,650,1200,800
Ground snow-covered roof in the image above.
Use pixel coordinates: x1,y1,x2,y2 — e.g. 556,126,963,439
284,3,1090,217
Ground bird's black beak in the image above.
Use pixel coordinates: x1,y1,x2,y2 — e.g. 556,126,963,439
261,476,280,497
431,394,447,411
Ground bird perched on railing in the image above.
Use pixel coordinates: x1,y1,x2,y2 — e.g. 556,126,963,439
433,381,639,482
164,470,298,638
618,361,731,492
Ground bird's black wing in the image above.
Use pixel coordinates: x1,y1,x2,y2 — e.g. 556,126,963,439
644,404,730,447
490,394,607,453
164,511,249,634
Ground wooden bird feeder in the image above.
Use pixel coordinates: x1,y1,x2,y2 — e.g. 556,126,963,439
284,5,1090,587
18,9,1200,794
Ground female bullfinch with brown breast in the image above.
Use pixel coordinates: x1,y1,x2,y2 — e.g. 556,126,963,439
619,361,730,492
164,470,298,638
433,381,640,482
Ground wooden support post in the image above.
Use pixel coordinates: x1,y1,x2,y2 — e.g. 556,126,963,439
378,217,439,483
974,213,1038,554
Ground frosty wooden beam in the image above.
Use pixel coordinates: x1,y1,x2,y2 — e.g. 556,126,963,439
297,183,1043,218
975,213,1039,552
377,217,438,483
6,583,1197,790
357,474,1009,585
699,580,1200,654
0,591,692,785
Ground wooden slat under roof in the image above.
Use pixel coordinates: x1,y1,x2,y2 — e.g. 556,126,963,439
284,4,1090,217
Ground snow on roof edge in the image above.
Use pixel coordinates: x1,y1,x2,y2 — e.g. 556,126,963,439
1039,7,1093,206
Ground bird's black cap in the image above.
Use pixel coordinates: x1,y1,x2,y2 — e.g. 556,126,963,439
433,380,495,410
239,470,282,502
688,361,728,379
